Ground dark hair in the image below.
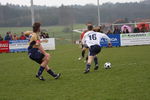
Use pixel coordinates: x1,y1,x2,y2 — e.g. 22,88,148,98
93,26,101,32
33,22,41,32
87,24,93,31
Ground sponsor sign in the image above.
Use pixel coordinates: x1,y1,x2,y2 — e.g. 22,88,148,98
9,40,29,52
100,34,120,47
41,38,55,50
0,41,9,53
8,38,55,52
121,33,150,46
0,38,55,53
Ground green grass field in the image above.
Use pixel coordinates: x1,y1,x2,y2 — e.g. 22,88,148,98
0,45,150,100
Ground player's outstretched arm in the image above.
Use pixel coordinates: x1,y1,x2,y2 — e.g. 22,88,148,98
102,34,112,48
24,31,33,36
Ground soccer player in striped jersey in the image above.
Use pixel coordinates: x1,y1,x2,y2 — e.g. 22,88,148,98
26,22,61,81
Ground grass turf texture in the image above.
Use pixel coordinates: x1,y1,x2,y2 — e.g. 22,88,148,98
0,45,150,100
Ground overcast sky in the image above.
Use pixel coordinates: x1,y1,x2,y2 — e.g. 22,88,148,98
0,0,142,7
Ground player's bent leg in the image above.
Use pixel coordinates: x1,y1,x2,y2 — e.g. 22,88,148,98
84,56,94,74
35,54,50,81
85,55,88,63
87,56,94,64
44,53,50,64
78,47,87,60
45,65,61,79
82,47,87,57
36,65,45,81
94,56,99,70
40,54,50,67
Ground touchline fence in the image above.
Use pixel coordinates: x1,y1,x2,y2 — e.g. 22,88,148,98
0,38,55,53
0,33,150,53
100,32,150,47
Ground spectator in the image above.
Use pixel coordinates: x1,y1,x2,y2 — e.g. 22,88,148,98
93,26,103,33
40,32,43,38
45,33,49,38
4,32,12,40
106,30,113,34
140,24,147,32
40,32,47,38
133,27,140,33
0,34,3,41
20,32,26,40
113,26,121,34
122,27,129,33
12,33,18,40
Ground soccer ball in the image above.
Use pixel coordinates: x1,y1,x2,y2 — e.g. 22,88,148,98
104,62,111,69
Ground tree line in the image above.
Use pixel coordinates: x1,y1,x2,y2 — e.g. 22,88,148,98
0,0,150,27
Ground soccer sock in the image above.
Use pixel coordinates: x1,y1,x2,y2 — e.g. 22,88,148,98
94,57,98,66
47,69,57,77
82,50,85,58
37,66,45,76
86,64,91,70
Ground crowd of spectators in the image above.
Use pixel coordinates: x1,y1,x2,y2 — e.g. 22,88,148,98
40,32,50,38
0,31,50,41
0,23,149,42
106,24,150,34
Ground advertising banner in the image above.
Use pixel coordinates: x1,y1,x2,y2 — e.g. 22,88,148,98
8,38,55,52
121,33,150,46
41,38,55,50
9,40,29,52
100,34,120,47
0,41,9,53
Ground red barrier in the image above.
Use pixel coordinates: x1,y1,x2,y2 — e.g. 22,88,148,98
0,41,9,53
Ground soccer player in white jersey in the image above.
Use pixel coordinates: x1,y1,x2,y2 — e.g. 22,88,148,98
82,25,112,73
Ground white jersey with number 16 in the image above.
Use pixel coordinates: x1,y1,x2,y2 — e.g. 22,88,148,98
82,30,111,47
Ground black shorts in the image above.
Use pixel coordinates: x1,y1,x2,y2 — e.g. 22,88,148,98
89,45,101,56
28,48,45,64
